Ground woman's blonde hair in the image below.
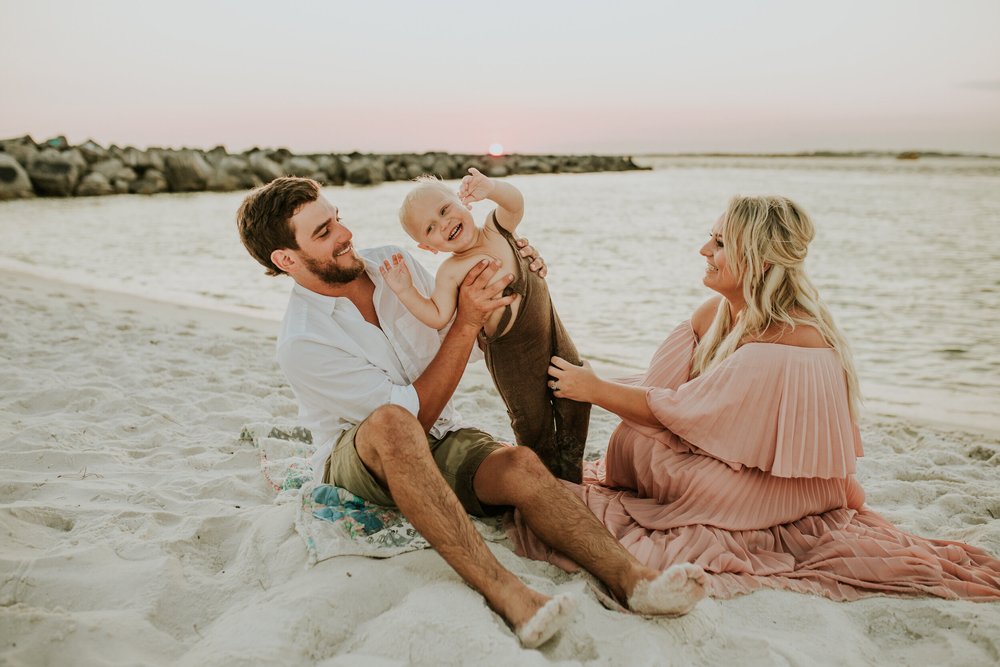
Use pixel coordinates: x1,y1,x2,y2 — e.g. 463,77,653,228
691,195,861,418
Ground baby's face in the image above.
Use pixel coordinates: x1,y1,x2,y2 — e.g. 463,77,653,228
404,187,477,254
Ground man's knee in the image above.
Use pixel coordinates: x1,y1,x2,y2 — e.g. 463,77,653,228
498,445,552,480
358,404,425,459
366,404,419,430
478,445,559,507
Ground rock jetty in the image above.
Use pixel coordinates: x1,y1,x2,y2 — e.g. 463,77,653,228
0,135,647,201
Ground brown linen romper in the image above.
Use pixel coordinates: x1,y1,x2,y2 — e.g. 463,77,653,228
478,214,591,483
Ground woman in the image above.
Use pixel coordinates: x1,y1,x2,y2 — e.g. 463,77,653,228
512,195,1000,601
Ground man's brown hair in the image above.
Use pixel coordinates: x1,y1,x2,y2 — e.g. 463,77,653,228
236,177,321,276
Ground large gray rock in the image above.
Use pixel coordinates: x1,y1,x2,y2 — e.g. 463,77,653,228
422,153,458,179
78,140,108,164
0,136,40,167
130,168,169,194
207,155,260,191
345,156,386,185
111,167,137,194
282,156,319,178
385,158,411,182
27,148,82,196
405,159,424,180
120,147,165,172
484,157,508,178
267,148,294,164
163,150,212,191
512,157,552,174
90,158,125,180
205,145,229,166
0,153,35,200
63,148,88,176
114,166,138,183
248,152,285,182
75,172,114,196
316,155,346,185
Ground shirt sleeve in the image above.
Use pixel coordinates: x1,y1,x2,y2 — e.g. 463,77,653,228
277,336,420,424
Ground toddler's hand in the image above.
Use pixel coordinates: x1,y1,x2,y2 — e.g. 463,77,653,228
458,167,494,206
379,253,413,294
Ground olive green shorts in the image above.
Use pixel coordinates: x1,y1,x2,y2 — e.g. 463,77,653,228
323,423,508,517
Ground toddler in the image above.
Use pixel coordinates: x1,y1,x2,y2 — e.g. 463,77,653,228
380,168,589,482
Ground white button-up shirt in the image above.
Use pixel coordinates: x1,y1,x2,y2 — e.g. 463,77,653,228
276,246,468,476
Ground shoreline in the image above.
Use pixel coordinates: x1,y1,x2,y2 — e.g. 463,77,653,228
2,265,994,439
1,267,998,664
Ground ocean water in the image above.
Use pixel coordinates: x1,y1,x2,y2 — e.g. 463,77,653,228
2,156,998,431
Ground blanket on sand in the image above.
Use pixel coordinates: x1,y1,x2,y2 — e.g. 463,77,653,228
239,423,504,564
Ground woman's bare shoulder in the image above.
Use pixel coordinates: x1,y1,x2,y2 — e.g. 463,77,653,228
759,322,830,348
774,324,829,348
691,296,723,340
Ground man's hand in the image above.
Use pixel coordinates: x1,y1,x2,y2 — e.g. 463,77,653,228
458,167,495,206
455,259,515,332
515,237,547,278
378,253,414,294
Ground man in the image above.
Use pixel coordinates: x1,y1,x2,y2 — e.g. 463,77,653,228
236,177,705,648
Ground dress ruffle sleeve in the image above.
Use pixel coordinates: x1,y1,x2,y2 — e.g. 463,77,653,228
645,331,863,479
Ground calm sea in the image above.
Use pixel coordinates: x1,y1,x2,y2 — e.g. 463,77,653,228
2,156,998,431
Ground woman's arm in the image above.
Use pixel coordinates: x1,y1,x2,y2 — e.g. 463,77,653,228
548,357,659,428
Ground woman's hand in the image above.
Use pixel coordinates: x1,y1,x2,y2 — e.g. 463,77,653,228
548,356,599,403
551,357,660,427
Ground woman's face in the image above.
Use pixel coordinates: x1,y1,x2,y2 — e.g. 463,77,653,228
700,215,741,300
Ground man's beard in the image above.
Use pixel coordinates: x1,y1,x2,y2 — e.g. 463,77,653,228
303,252,365,286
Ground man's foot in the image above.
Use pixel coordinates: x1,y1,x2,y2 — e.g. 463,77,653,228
515,593,577,649
627,563,707,616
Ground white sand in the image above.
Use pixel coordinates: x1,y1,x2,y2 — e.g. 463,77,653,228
1,268,998,666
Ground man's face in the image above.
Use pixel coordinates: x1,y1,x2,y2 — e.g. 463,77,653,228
288,196,365,285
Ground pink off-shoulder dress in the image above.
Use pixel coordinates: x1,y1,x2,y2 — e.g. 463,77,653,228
509,321,1000,601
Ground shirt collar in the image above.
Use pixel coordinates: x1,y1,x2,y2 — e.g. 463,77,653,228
290,248,383,316
291,281,341,315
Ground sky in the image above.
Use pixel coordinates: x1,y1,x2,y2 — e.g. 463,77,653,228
2,0,999,155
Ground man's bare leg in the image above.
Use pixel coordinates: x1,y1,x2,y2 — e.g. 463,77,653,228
473,446,706,615
355,405,574,646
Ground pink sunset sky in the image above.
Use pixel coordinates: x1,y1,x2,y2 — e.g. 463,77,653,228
3,0,999,155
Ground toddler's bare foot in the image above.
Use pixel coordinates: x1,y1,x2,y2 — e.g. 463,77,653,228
515,593,577,649
627,563,707,616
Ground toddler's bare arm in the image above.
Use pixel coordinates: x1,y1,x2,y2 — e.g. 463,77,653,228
380,253,461,330
458,167,524,233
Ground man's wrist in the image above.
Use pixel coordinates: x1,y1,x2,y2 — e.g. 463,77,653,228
450,317,482,339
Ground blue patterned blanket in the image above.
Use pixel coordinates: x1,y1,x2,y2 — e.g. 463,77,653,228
240,423,503,563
